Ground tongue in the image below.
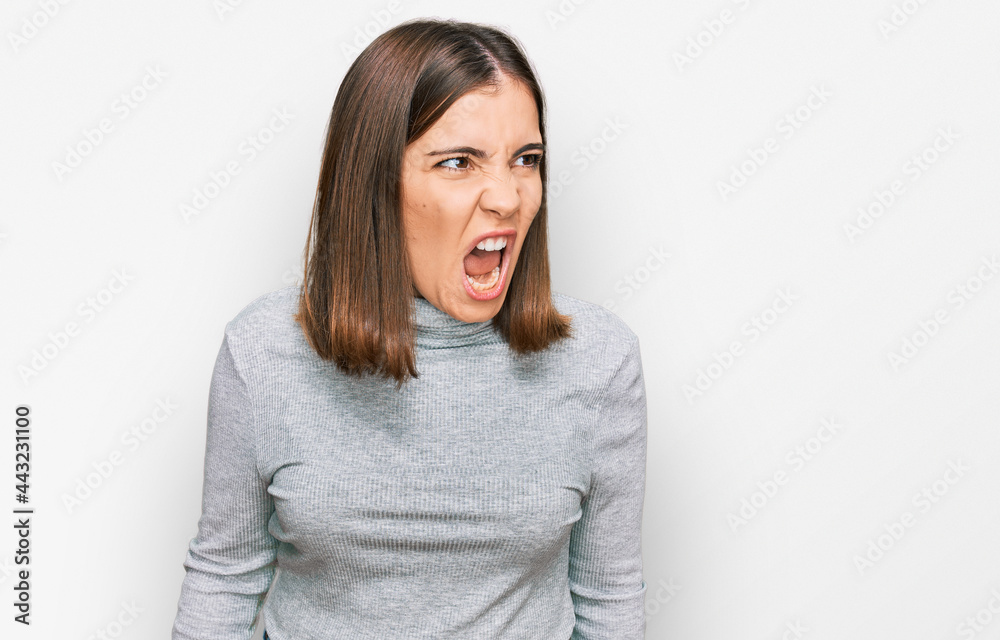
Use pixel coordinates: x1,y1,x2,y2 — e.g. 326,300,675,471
463,247,501,276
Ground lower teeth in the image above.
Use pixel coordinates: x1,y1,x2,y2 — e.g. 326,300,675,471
467,266,500,292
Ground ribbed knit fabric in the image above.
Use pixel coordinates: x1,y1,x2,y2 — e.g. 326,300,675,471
171,284,648,640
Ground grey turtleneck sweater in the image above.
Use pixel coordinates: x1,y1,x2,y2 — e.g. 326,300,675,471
171,285,648,639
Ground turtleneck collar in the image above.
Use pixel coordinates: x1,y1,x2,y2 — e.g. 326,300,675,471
412,296,503,349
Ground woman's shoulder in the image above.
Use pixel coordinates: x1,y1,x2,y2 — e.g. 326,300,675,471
552,291,638,342
221,284,302,354
550,290,640,365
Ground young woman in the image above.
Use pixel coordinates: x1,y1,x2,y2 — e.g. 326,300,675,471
171,18,648,640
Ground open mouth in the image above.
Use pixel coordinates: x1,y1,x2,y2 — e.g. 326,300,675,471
462,233,514,300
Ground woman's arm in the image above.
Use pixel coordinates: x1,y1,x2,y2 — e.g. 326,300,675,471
171,333,279,640
569,336,649,639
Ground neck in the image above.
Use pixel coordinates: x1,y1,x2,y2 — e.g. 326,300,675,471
411,295,500,349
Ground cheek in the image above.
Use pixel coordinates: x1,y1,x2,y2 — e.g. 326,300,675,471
521,184,543,223
405,207,457,275
434,183,479,215
419,188,477,251
523,176,543,206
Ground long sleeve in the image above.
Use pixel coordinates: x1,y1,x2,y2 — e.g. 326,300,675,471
569,337,648,639
172,333,279,640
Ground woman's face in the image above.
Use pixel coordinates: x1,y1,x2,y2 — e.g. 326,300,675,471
400,74,544,324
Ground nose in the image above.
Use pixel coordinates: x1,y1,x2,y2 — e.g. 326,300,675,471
478,172,521,218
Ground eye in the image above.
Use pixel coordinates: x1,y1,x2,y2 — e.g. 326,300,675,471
437,156,470,171
516,153,543,170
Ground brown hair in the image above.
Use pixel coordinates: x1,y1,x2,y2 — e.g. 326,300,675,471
294,18,572,389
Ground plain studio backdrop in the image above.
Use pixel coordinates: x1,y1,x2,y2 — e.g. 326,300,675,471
2,1,999,638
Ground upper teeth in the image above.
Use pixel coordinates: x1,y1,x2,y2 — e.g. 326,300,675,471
476,237,507,251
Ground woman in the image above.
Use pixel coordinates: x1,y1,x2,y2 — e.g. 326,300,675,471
171,18,648,640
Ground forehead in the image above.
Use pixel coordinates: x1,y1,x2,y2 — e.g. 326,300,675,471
418,80,540,146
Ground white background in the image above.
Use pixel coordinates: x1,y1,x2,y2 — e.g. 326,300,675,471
2,1,999,638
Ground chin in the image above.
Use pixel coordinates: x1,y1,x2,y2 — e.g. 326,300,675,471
455,296,502,321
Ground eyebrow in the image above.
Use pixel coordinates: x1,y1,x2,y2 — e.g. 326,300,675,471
425,143,545,159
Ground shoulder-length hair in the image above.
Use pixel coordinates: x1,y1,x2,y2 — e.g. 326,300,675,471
294,17,572,388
